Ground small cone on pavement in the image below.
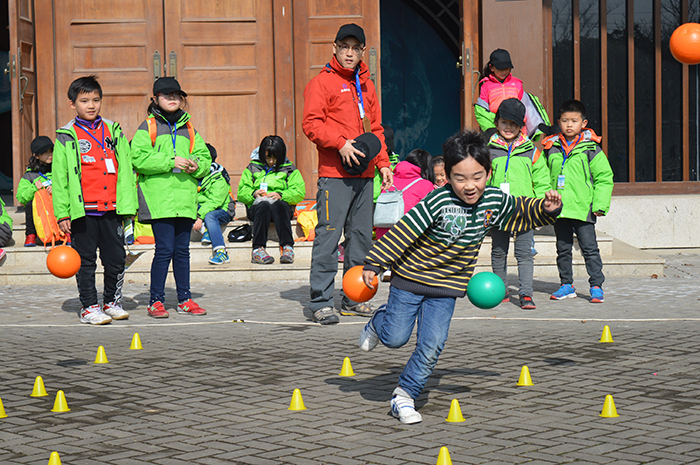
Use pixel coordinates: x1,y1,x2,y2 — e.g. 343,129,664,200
47,451,62,465
129,333,143,350
94,345,109,364
600,394,619,417
288,388,307,411
436,446,453,465
600,325,614,343
0,397,7,418
445,399,466,422
517,365,534,386
30,376,48,397
339,357,355,377
51,390,70,413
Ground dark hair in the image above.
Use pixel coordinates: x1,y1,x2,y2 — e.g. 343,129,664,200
68,75,102,102
404,149,435,184
432,155,445,166
442,131,491,178
206,143,217,162
559,99,587,119
258,135,287,169
27,155,52,173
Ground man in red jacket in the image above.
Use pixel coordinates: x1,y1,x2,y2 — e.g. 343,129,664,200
303,23,393,325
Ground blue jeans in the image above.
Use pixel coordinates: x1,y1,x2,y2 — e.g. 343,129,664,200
371,286,456,399
150,218,194,304
204,209,232,251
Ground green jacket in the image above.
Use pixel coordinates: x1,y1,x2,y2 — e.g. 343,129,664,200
542,129,614,223
17,168,53,206
0,197,12,229
237,158,305,207
475,93,550,142
487,133,550,198
53,119,137,222
131,111,211,221
197,163,236,218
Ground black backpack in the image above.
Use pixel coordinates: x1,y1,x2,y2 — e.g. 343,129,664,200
227,224,252,243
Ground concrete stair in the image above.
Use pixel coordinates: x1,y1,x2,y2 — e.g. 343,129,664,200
0,205,665,285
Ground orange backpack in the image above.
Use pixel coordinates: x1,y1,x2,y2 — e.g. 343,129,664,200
32,189,66,248
146,115,195,153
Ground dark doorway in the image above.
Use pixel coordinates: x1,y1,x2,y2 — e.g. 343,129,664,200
0,0,12,200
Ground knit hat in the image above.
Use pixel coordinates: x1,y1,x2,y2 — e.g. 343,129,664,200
489,49,514,69
343,132,380,175
30,136,54,155
496,98,526,128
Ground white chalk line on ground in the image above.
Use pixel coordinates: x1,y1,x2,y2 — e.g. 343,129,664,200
3,316,700,328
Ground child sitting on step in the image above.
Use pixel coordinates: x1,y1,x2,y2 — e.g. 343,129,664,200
16,136,55,247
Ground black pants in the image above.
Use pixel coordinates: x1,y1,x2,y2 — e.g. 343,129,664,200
25,200,36,236
554,218,605,288
247,200,294,249
71,212,125,307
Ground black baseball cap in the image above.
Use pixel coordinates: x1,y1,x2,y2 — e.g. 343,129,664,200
30,136,54,155
343,132,380,175
497,98,526,128
335,23,366,45
489,49,514,69
153,77,187,97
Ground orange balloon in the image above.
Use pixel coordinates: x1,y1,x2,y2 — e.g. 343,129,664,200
47,245,81,279
342,265,378,303
670,23,700,65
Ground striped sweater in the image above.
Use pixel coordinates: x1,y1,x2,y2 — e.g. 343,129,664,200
364,185,560,298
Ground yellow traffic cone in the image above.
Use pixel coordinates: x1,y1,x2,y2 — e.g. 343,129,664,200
288,388,307,411
130,333,143,350
436,446,453,465
30,376,48,397
94,345,109,364
600,394,619,417
600,325,614,343
0,397,7,418
51,390,70,413
445,399,466,422
517,365,534,386
47,451,62,465
339,357,355,377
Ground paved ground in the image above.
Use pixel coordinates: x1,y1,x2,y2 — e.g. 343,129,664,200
1,250,700,464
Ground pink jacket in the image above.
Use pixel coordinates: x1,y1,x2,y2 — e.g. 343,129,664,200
375,161,434,239
479,73,524,113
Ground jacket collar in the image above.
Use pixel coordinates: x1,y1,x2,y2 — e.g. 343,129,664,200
327,56,370,83
542,128,602,150
489,132,530,151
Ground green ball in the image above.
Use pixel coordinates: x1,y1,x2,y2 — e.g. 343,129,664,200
467,272,506,309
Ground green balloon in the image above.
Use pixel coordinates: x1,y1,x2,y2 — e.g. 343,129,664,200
467,272,506,309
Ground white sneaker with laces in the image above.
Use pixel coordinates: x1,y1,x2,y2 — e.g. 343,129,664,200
390,394,422,425
359,319,379,352
103,302,129,320
80,304,112,325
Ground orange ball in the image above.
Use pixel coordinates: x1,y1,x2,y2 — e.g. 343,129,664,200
342,265,378,303
670,23,700,65
47,245,81,279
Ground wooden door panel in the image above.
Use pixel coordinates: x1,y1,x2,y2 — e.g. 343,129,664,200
53,0,164,138
165,0,275,191
461,0,480,131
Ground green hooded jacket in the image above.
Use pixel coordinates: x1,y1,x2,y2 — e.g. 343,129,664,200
237,158,305,208
53,119,137,222
131,111,211,221
197,163,236,219
0,197,12,229
542,129,614,223
17,168,53,206
487,132,550,198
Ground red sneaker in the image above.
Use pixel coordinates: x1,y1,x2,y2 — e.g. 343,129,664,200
24,234,37,247
177,299,207,315
0,248,5,261
148,301,169,318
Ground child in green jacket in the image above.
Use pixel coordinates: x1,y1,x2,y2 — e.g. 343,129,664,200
487,99,551,309
16,136,54,247
237,135,305,264
542,99,614,303
193,143,236,265
0,197,12,256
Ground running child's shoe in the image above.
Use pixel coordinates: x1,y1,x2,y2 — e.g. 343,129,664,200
177,299,207,315
209,249,230,265
550,284,577,300
201,231,212,245
359,319,379,352
519,295,536,310
590,286,604,303
390,393,422,425
80,304,112,325
148,301,169,318
103,301,129,320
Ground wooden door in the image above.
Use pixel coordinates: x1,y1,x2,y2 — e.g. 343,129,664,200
8,0,36,195
292,0,381,197
53,1,165,138
460,0,480,131
164,0,276,190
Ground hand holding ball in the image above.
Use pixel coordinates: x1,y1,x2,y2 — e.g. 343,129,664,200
343,265,378,303
467,272,506,309
47,245,81,279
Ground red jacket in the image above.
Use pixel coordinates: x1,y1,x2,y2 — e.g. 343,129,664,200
302,56,389,178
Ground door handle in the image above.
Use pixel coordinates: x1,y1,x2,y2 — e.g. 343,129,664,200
19,75,28,113
368,47,377,87
153,51,161,80
169,51,177,79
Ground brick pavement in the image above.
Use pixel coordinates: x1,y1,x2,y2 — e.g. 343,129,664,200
0,250,699,464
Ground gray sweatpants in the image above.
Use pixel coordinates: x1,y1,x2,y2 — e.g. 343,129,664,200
490,228,535,297
309,177,374,312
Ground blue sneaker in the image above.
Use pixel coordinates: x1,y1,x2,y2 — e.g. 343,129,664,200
550,284,577,300
208,249,230,265
590,286,604,303
201,231,211,245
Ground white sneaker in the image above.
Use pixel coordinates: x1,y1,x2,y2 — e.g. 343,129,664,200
80,304,112,325
390,394,422,425
359,319,379,352
103,302,129,320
